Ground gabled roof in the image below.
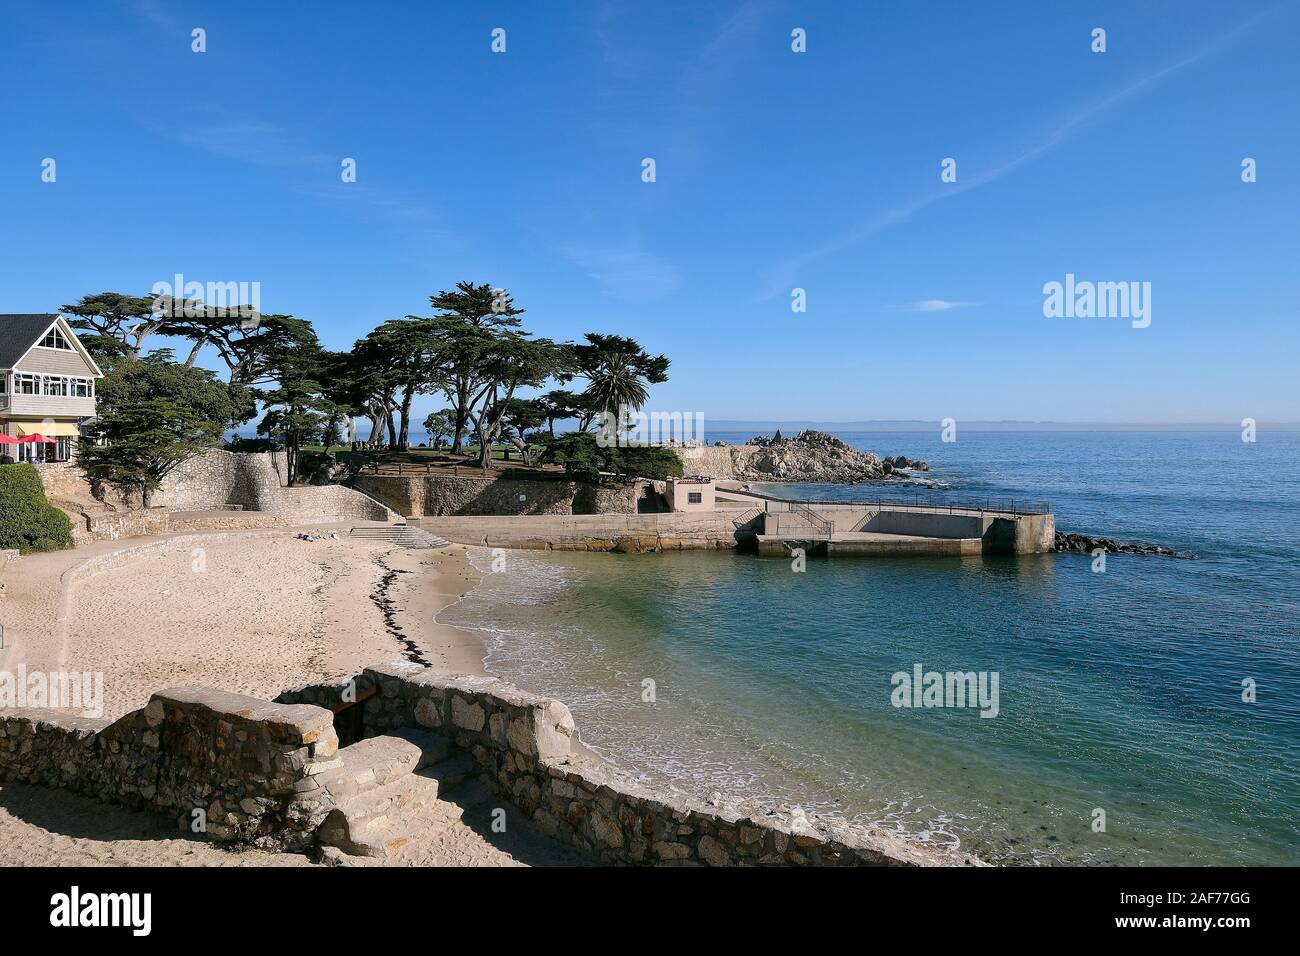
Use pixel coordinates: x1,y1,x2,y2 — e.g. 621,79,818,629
0,314,62,369
0,314,104,377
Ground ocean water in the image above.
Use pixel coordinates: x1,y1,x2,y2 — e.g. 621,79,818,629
439,430,1300,865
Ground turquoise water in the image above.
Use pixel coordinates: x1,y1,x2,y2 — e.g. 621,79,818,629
440,430,1300,865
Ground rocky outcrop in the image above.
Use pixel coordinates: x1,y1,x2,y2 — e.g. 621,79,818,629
1055,532,1193,558
736,431,888,482
680,432,931,484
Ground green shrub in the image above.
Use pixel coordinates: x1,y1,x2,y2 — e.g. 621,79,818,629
540,432,684,482
0,463,73,553
297,451,337,485
225,436,278,453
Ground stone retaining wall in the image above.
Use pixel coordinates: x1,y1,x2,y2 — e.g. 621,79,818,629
0,687,339,850
73,509,171,543
3,663,980,863
279,663,977,866
413,511,761,552
28,461,88,500
152,448,280,511
41,449,395,544
354,472,642,518
157,450,393,520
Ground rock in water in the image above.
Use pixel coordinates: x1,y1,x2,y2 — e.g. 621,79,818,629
1054,531,1194,558
883,455,931,472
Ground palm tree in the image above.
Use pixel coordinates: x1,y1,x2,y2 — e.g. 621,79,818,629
572,334,669,445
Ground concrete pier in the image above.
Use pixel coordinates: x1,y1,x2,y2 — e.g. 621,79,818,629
753,498,1054,557
413,490,1054,557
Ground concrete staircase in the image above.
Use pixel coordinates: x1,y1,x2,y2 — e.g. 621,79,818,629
848,511,878,533
315,728,483,858
348,524,450,549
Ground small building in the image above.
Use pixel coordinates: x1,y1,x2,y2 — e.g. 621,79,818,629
0,314,103,464
665,476,715,512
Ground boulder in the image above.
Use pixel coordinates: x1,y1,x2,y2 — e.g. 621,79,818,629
1054,531,1193,558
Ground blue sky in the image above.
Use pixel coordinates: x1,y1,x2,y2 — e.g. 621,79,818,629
2,0,1297,425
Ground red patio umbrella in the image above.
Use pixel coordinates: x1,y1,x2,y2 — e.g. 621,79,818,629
18,435,58,443
0,434,19,444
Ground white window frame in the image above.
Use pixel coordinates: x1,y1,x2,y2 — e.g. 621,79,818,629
38,326,74,351
4,373,94,400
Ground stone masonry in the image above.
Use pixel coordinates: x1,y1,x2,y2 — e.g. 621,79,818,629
0,687,339,850
4,663,980,864
279,663,980,866
354,472,642,518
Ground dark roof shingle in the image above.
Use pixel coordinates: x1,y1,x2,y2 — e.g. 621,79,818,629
0,314,61,369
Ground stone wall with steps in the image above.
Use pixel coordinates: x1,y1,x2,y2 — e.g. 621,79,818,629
311,727,481,858
37,449,396,545
279,663,981,866
0,686,339,850
3,664,983,864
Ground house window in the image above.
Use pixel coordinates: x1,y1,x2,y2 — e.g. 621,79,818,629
71,378,92,398
15,374,39,395
41,326,73,350
43,376,68,397
688,492,703,504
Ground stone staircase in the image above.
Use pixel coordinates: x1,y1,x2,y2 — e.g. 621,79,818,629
348,524,450,549
315,728,484,858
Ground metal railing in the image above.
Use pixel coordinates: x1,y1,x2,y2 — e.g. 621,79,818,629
848,510,878,532
360,461,458,476
786,502,834,539
753,492,1050,516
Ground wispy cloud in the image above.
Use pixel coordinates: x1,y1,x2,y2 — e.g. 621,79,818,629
167,117,332,168
675,0,775,105
759,4,1283,299
892,299,977,313
140,107,445,236
292,182,448,238
122,0,177,29
560,243,681,300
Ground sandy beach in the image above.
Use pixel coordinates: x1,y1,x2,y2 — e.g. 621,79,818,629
1,526,489,719
0,526,586,866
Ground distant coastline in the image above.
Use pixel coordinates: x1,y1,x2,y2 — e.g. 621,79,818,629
705,420,1300,432
224,421,1300,445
